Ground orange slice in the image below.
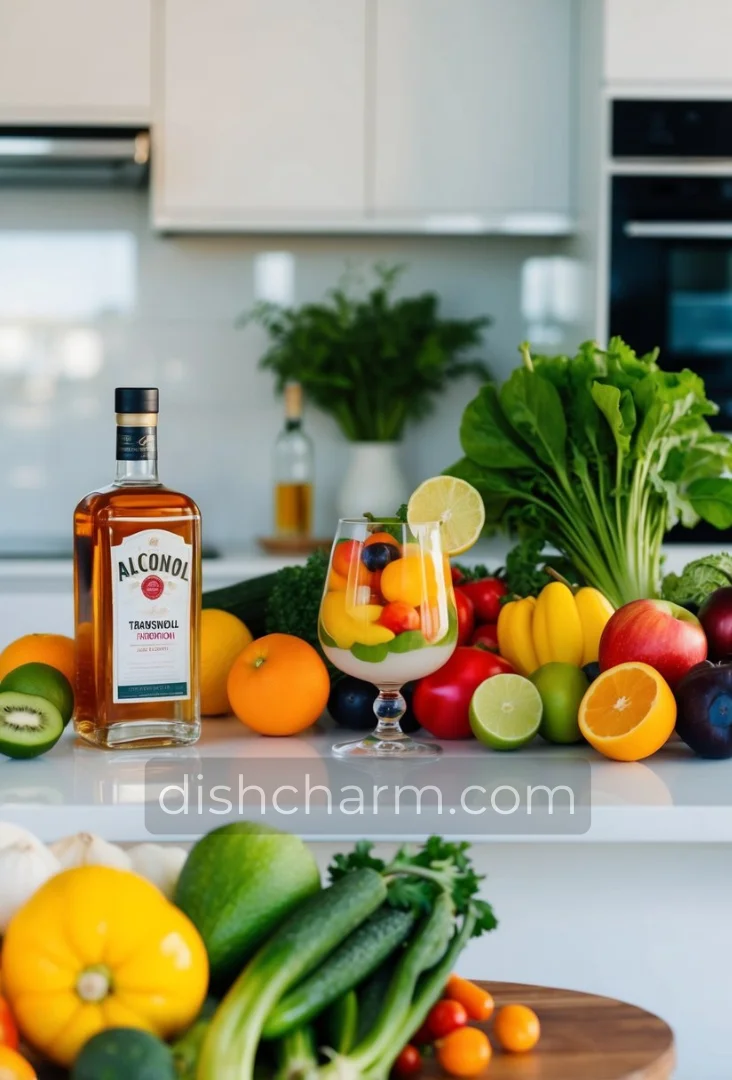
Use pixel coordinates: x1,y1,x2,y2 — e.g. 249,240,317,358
578,662,676,762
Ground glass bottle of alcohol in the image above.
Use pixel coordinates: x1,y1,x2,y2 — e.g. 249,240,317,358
73,388,201,749
274,382,314,538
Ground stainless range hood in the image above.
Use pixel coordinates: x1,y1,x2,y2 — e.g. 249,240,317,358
0,126,150,187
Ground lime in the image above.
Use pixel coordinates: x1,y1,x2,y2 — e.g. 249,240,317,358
530,662,589,744
469,674,542,751
407,476,485,556
0,662,74,726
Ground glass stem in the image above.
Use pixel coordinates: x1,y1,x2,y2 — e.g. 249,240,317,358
373,689,407,740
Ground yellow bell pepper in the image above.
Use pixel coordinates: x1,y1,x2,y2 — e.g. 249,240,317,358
497,581,614,675
1,866,208,1069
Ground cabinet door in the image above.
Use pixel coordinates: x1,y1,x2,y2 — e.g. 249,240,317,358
0,0,150,123
373,0,573,220
605,0,732,83
154,0,367,230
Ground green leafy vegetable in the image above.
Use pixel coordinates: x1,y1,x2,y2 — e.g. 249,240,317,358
329,836,497,938
448,337,732,607
264,551,328,655
501,538,582,599
662,553,732,609
243,264,491,442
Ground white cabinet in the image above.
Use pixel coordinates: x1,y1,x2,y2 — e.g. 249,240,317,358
605,0,732,83
154,0,367,230
0,0,151,123
372,0,573,225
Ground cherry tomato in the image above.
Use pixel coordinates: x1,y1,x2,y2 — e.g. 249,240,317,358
393,1044,422,1077
0,997,18,1051
411,1019,433,1046
413,646,515,739
436,1027,492,1077
379,601,420,634
444,976,495,1023
469,624,499,652
458,578,508,624
427,998,468,1039
455,589,475,646
0,1046,37,1080
493,1004,541,1052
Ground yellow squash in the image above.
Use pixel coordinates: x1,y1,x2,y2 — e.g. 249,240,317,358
1,866,208,1068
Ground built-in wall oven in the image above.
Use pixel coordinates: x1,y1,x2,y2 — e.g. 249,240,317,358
609,99,732,541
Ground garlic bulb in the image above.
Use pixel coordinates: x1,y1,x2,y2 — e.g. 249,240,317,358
50,832,131,872
128,843,187,899
0,828,60,932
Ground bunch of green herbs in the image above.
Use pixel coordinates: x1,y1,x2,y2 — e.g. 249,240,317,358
243,265,490,442
448,337,732,608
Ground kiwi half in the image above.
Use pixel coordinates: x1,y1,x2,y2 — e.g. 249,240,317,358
0,691,64,759
0,662,74,726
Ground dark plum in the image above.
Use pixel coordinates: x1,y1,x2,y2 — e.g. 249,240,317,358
675,660,732,759
699,587,732,660
361,542,400,572
327,677,420,732
582,662,601,683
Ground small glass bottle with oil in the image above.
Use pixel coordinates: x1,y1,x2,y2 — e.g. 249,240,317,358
273,382,314,538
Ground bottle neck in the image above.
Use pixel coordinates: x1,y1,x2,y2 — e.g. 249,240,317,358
115,412,160,485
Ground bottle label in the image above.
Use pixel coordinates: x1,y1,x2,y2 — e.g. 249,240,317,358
117,426,157,461
111,529,192,703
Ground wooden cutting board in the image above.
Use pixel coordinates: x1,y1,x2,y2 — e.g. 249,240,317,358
425,982,675,1079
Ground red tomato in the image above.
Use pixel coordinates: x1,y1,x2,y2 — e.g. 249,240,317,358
458,578,508,623
413,646,515,739
427,999,468,1039
0,997,19,1051
393,1044,422,1077
455,589,475,646
470,623,499,652
451,565,466,585
379,601,420,634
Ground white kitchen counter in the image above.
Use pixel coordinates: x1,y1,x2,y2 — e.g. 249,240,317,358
1,715,730,845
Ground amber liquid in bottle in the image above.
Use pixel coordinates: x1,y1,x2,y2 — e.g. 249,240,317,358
73,389,201,749
274,382,314,538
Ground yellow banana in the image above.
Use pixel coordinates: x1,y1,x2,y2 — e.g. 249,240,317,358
511,597,540,675
575,587,615,665
533,581,583,666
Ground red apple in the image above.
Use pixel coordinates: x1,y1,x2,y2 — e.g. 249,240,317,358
698,587,732,661
599,599,707,689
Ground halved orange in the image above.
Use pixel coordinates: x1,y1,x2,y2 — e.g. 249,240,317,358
578,662,676,762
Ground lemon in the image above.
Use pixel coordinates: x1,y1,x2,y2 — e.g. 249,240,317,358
407,476,485,556
200,609,253,716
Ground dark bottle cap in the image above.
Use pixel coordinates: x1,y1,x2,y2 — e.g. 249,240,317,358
115,387,159,414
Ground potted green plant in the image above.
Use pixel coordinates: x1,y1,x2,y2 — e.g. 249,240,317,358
245,265,491,516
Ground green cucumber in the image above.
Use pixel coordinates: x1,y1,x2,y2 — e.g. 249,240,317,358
356,960,397,1044
202,572,280,638
199,868,387,1080
263,906,415,1039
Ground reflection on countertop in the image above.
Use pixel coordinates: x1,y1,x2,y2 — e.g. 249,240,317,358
0,716,730,845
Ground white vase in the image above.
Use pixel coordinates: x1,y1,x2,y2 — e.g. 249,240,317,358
336,442,409,520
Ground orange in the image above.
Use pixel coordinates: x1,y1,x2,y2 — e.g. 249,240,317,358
493,1004,540,1053
0,1046,37,1079
578,662,676,762
227,633,329,736
0,634,75,687
200,609,254,716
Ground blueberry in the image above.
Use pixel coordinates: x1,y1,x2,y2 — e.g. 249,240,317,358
361,542,400,572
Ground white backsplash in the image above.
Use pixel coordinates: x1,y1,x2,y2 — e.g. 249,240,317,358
0,188,582,550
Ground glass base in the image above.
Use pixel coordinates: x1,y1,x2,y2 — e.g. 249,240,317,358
75,719,201,750
332,732,442,758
